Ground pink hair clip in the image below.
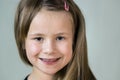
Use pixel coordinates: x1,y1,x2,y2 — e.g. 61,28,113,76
64,0,69,11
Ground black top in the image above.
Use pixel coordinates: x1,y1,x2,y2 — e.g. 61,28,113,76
24,75,28,80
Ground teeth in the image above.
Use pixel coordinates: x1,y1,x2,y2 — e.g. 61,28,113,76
40,58,60,62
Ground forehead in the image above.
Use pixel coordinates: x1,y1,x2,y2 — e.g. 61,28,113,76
31,8,73,25
28,9,74,34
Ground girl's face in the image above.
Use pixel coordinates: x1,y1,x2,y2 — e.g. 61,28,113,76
25,9,73,76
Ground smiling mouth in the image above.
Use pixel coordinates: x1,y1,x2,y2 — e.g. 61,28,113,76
39,58,61,64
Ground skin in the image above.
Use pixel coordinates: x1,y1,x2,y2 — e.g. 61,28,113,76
25,9,74,80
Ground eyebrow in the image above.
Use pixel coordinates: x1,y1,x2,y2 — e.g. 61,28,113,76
28,33,44,36
55,32,72,35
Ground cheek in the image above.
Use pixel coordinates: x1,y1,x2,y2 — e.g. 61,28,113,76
58,42,73,58
25,42,41,57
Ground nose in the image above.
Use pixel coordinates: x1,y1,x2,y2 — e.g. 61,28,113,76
42,39,54,54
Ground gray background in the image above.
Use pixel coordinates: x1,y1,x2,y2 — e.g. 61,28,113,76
0,0,120,80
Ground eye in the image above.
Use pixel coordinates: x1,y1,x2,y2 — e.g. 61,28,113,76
56,36,65,41
34,37,44,42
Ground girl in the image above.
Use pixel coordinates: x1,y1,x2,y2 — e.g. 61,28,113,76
14,0,96,80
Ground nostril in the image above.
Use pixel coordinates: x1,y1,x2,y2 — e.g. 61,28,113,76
42,46,54,54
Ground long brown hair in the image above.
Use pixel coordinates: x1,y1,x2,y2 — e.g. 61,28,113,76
14,0,96,80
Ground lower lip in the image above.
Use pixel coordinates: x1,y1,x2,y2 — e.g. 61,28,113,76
39,58,60,65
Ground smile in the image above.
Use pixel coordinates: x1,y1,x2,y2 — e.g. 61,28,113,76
39,57,61,65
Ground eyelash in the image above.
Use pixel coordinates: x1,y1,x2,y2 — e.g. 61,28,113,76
33,36,65,42
56,36,65,41
34,37,44,41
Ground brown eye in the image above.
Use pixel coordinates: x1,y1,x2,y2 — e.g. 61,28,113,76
56,36,65,41
34,37,44,42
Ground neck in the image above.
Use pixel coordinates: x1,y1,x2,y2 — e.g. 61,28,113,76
28,66,54,80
